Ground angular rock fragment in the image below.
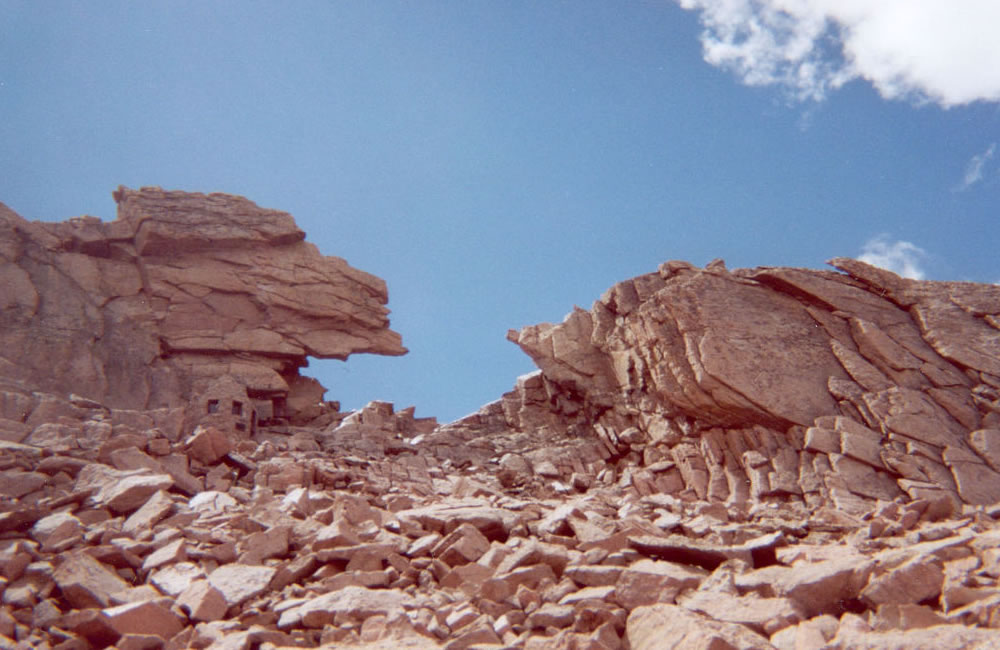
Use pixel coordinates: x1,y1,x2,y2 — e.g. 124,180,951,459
627,603,776,650
614,559,706,610
207,564,277,608
103,600,184,640
737,554,875,618
279,586,416,629
177,579,228,622
52,552,131,609
185,426,232,465
629,531,784,570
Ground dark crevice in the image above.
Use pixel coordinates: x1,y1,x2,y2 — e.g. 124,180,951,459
750,273,838,312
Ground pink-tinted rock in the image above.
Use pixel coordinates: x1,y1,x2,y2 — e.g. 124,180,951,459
207,564,277,608
103,600,184,640
614,559,706,610
140,538,187,572
627,603,775,650
0,187,405,419
737,554,875,618
177,579,228,622
121,490,174,536
280,586,416,629
681,590,805,635
53,552,131,609
433,522,490,567
185,426,231,465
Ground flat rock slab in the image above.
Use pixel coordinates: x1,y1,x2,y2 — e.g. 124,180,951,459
53,552,131,609
627,603,776,650
395,501,521,541
278,586,417,629
88,470,174,514
680,590,805,635
207,564,277,607
629,531,784,570
828,623,1000,649
737,555,876,619
103,600,184,640
615,559,707,611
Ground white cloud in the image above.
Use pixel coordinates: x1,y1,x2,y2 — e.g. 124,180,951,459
857,235,926,280
676,0,1000,106
956,143,996,191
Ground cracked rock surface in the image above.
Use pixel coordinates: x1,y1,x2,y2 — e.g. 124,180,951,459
2,189,1000,648
0,187,405,413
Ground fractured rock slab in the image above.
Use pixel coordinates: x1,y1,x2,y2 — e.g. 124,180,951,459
207,564,277,608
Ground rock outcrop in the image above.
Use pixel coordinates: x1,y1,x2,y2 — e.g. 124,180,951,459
3,187,1000,649
0,186,405,423
433,257,1000,514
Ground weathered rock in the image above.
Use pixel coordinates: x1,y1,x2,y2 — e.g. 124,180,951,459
627,603,776,649
5,196,1000,650
30,511,83,551
279,586,417,629
629,531,784,570
206,564,277,608
614,559,706,610
827,623,1000,649
52,552,131,609
141,538,187,572
680,590,805,636
185,426,232,465
737,553,875,618
103,600,184,640
0,187,405,419
396,501,521,541
176,579,228,622
443,257,1000,513
861,557,945,607
148,561,204,597
122,490,174,536
432,522,490,567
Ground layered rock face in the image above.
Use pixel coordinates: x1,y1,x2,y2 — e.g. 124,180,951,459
4,190,1000,650
437,258,1000,513
0,187,405,417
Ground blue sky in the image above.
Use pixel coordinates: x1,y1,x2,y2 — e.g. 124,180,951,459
3,1,999,422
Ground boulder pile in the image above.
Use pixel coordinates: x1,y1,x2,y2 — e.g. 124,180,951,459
2,188,1000,649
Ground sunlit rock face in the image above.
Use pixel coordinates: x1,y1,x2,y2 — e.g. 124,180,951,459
438,257,1000,510
3,192,1000,649
0,186,405,416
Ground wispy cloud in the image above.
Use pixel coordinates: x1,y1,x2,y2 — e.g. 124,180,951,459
676,1,1000,107
857,235,927,280
956,143,997,191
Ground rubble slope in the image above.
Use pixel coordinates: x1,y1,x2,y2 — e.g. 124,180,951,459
3,190,1000,649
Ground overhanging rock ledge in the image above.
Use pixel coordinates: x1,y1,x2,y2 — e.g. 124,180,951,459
0,186,406,424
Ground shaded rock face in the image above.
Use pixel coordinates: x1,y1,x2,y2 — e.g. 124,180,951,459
0,187,405,416
434,258,1000,511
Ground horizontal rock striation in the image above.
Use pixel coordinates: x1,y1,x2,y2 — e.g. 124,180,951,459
434,258,1000,511
0,187,405,414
